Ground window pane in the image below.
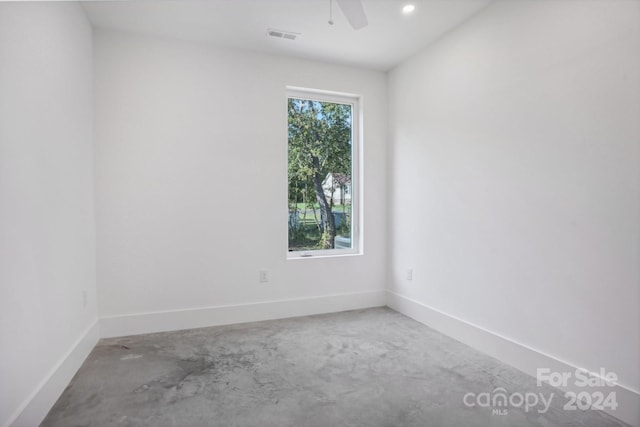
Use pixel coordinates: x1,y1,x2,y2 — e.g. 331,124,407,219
288,97,353,252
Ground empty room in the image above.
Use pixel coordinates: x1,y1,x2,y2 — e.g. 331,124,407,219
1,0,638,426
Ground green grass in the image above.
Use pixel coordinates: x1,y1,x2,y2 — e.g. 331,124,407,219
290,203,350,212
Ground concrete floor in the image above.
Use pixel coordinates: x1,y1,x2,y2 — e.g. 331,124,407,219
43,307,629,427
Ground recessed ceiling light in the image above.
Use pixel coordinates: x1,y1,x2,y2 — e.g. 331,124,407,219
402,4,416,14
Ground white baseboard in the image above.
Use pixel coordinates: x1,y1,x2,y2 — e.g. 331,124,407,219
5,320,100,427
100,290,387,338
386,290,640,427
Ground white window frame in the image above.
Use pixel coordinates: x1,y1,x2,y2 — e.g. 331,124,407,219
286,86,362,259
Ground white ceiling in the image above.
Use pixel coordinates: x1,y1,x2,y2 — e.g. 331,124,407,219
82,0,492,71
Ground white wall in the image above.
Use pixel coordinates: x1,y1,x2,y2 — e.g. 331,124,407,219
94,30,388,334
389,0,639,422
0,3,98,426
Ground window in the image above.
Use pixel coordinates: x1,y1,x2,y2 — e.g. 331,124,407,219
287,88,360,257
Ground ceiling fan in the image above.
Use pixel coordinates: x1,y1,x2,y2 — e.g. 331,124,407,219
330,0,368,30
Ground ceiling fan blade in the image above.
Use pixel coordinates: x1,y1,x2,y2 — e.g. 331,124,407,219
336,0,368,30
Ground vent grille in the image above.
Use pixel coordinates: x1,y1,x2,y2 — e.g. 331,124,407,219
267,28,299,41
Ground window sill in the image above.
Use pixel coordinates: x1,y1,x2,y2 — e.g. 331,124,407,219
287,250,362,260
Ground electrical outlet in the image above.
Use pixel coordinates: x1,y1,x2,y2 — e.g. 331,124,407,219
82,289,88,308
406,269,413,281
259,270,269,283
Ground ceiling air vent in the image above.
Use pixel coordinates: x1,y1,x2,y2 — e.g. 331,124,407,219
267,28,299,41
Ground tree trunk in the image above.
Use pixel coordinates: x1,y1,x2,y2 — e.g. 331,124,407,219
311,156,335,249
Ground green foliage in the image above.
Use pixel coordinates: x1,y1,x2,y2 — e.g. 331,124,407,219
288,99,351,189
288,223,324,251
287,98,352,249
